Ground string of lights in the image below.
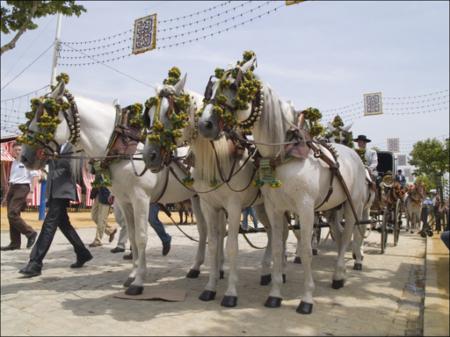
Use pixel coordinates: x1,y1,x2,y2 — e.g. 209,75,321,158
1,85,50,102
58,2,284,67
59,1,267,56
61,1,235,45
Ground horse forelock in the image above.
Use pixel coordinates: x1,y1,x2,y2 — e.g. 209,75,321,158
192,135,231,183
256,83,294,158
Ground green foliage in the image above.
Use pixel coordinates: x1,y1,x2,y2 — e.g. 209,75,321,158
409,138,449,195
355,148,367,165
324,115,354,148
162,66,181,86
302,107,324,137
1,1,86,34
414,175,434,192
17,73,68,147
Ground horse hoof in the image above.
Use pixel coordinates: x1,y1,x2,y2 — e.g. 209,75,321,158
293,256,302,264
260,274,271,286
221,295,238,307
283,274,287,283
125,285,143,295
312,248,318,256
186,269,200,279
199,290,216,301
220,270,225,279
296,301,313,314
332,279,345,289
264,296,282,308
123,277,135,288
353,262,363,271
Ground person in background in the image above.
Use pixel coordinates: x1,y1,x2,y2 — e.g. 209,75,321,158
432,194,443,233
89,186,117,247
19,142,92,277
395,169,407,189
121,202,172,260
241,206,259,231
353,135,378,177
1,142,39,251
419,193,433,236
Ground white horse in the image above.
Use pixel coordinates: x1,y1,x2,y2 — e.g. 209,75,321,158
19,80,210,295
142,76,289,307
197,55,370,314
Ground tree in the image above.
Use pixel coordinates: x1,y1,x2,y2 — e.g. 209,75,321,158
409,138,449,198
1,1,86,55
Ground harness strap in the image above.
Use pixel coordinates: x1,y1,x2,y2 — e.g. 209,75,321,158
307,140,360,225
152,167,170,204
315,166,336,211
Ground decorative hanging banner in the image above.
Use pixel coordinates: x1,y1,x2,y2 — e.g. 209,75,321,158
285,0,306,5
363,92,383,116
132,13,157,55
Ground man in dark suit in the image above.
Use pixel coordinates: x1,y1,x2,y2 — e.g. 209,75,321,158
19,143,93,278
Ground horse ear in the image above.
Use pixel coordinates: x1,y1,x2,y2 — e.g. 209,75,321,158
174,73,187,96
50,80,65,99
240,55,257,74
342,123,353,132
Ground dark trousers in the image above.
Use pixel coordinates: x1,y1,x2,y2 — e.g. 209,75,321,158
29,198,90,269
6,184,35,247
434,210,442,232
149,203,171,244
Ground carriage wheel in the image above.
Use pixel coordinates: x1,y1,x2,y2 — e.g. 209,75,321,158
381,209,389,254
393,199,401,246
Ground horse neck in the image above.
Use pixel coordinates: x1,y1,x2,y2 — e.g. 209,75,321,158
191,135,232,183
252,83,295,159
75,96,116,158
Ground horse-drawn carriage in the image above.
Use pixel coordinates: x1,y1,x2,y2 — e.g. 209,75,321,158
370,151,404,253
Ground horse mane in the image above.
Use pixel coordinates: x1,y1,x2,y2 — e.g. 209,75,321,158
256,81,295,158
191,135,231,184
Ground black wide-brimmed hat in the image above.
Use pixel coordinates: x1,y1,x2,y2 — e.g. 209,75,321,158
353,135,371,143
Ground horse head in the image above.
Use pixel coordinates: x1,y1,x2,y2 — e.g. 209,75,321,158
198,51,260,140
18,77,74,170
142,68,200,173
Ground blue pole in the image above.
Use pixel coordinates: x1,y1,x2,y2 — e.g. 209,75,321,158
39,180,46,220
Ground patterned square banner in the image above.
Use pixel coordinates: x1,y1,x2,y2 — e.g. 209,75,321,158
363,92,383,116
132,13,157,55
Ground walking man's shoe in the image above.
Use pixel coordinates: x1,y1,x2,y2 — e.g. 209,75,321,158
1,244,20,251
26,232,38,249
123,252,133,260
19,263,41,278
110,246,125,253
70,253,93,268
162,237,172,256
89,241,102,248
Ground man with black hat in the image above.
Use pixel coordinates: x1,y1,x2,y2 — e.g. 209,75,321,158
354,135,378,176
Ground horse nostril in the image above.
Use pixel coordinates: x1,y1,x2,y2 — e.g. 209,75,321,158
205,121,213,130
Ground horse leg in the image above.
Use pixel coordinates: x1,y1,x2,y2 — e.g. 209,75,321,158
119,202,138,288
263,203,285,309
352,207,367,271
254,204,272,285
295,206,315,314
199,202,221,301
218,211,226,279
332,202,360,289
292,214,302,264
186,196,206,278
126,198,150,295
221,204,242,307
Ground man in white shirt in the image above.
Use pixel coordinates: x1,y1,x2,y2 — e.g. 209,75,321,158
354,135,378,177
1,142,39,251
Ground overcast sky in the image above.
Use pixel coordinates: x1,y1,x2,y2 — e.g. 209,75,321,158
1,1,449,152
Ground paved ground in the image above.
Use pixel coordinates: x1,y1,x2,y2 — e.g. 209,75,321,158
1,212,437,336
